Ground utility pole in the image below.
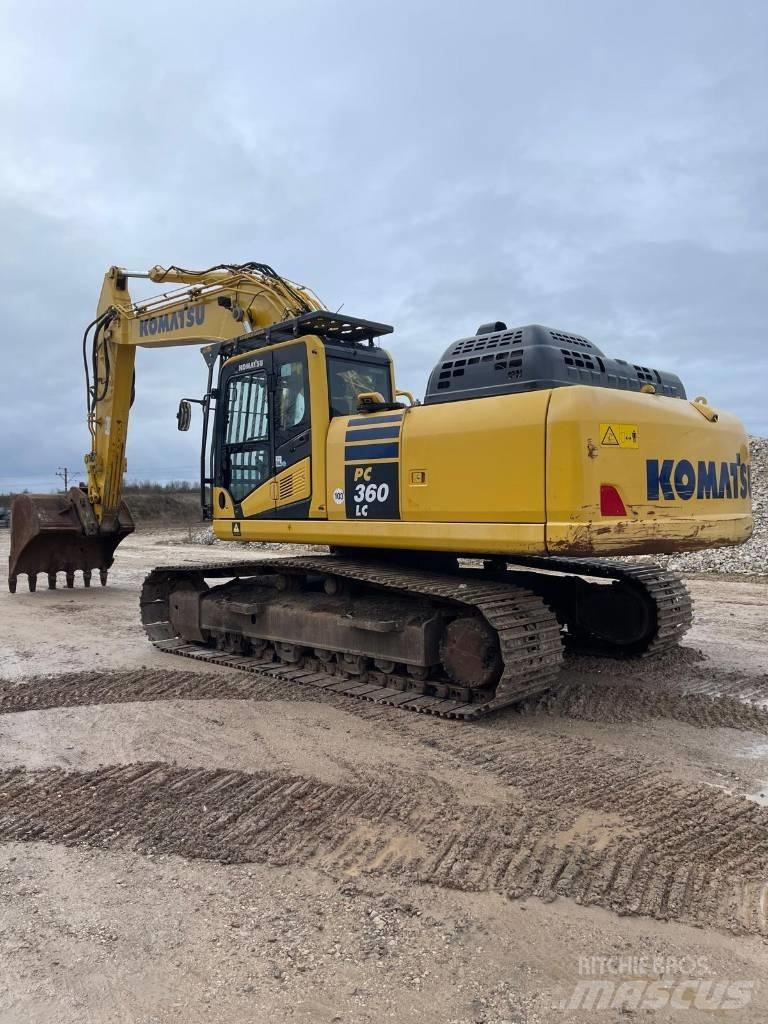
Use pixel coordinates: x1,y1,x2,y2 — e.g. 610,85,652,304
56,466,76,491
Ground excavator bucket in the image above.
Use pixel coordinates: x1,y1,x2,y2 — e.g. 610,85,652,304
8,488,134,593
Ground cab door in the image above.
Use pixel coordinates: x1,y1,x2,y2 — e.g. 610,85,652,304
215,343,313,520
272,343,312,517
218,356,275,518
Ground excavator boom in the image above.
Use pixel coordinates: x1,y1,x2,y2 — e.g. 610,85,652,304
9,263,325,592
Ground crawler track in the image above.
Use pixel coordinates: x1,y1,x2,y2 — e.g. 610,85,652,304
501,556,694,657
140,555,693,718
141,557,564,720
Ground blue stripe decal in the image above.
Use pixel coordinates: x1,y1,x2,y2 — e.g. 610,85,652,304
345,426,402,442
348,413,403,426
345,442,400,461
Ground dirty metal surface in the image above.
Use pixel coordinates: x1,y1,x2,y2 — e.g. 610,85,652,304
8,489,134,593
141,556,565,720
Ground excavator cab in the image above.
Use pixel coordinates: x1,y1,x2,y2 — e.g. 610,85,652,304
204,314,395,524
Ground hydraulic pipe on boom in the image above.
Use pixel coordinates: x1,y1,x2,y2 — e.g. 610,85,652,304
8,263,325,592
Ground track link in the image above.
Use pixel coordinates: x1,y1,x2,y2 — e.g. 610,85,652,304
504,556,693,657
141,556,564,721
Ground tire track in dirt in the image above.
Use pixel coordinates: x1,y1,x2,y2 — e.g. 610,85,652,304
0,752,766,935
524,681,768,732
0,670,322,716
564,647,768,706
3,666,768,732
634,670,768,706
2,668,768,934
408,726,768,933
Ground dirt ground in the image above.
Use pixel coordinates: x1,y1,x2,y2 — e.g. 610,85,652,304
1,527,767,1023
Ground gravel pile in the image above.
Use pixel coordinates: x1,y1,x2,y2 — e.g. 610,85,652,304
173,528,287,549
651,435,766,576
175,527,326,556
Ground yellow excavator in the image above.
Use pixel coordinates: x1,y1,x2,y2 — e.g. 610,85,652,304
9,262,753,719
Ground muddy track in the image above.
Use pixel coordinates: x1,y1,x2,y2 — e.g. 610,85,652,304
525,681,768,732
2,668,768,934
0,669,272,716
625,669,768,706
3,666,768,734
0,743,767,934
566,647,768,705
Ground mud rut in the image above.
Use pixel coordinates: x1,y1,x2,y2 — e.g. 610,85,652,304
0,666,767,937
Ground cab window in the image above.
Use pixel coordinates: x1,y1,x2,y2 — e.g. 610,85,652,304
276,358,307,432
225,372,269,444
327,357,392,417
227,450,270,502
224,372,270,502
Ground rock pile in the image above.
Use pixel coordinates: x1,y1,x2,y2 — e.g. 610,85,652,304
651,435,766,576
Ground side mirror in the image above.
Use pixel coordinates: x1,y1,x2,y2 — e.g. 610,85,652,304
176,399,192,432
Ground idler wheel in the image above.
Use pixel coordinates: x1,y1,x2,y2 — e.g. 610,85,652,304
439,616,502,689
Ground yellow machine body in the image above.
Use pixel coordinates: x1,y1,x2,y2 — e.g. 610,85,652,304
211,336,752,557
8,260,752,597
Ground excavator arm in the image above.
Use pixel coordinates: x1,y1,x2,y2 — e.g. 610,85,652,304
9,263,325,592
87,263,324,527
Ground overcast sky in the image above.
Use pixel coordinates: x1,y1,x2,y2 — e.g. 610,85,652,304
1,0,766,492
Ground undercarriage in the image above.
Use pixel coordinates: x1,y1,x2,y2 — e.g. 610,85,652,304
140,554,693,721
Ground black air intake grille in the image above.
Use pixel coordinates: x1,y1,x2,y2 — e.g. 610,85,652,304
451,329,523,356
549,330,595,349
424,323,687,404
633,364,659,384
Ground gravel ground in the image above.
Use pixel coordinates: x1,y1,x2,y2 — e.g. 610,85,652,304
2,529,768,1022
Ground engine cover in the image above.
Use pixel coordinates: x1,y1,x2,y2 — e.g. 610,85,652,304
424,323,685,405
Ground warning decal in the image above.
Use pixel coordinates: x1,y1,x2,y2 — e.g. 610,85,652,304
231,521,242,536
600,423,638,449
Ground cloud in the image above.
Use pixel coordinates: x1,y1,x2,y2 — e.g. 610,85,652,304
1,0,766,492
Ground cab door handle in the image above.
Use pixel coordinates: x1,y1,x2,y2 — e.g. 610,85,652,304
289,431,309,452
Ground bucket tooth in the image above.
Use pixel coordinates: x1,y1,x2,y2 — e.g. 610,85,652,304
100,569,109,587
27,574,37,593
7,488,134,595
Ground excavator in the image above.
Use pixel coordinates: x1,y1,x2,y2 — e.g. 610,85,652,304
8,263,753,719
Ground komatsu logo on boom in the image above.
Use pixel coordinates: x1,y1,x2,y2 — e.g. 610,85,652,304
646,454,751,501
138,304,205,337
